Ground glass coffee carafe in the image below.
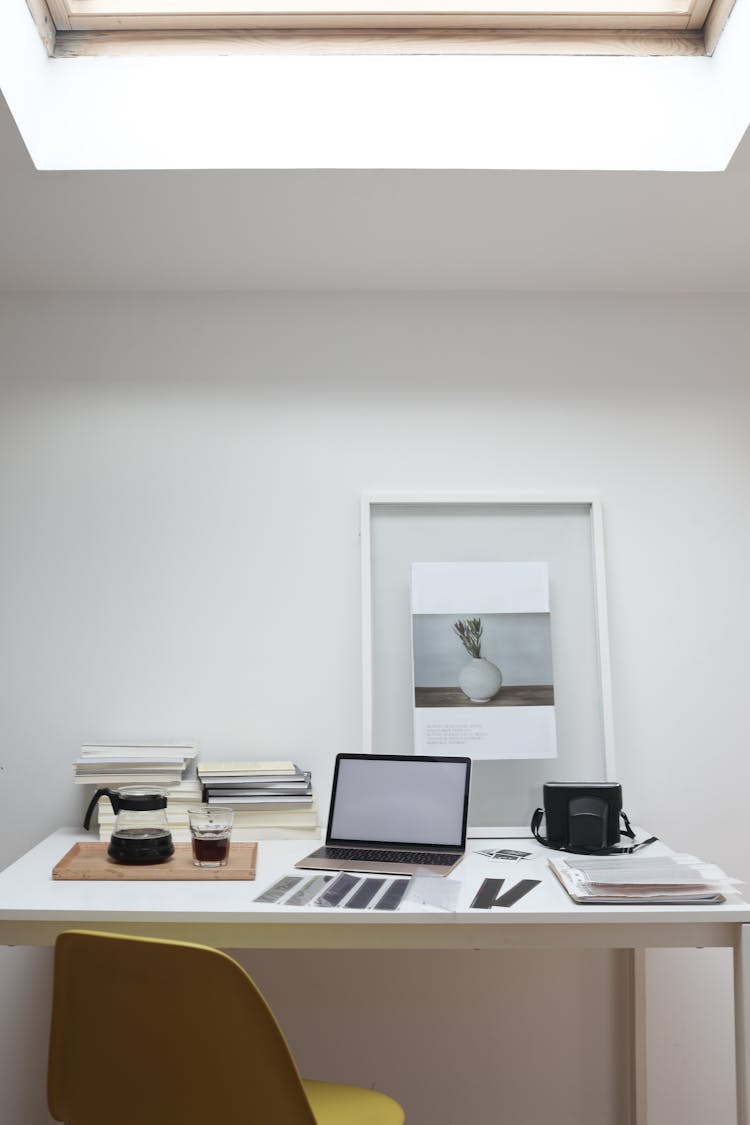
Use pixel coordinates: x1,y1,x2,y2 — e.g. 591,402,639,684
83,787,174,865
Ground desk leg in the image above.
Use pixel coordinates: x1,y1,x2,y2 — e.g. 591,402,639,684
735,925,750,1125
631,949,648,1125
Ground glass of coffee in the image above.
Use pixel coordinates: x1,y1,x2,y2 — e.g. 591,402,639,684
188,806,234,868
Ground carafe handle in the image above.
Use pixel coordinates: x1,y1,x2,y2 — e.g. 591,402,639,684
83,788,121,831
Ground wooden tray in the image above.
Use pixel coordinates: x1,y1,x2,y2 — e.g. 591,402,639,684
52,842,257,881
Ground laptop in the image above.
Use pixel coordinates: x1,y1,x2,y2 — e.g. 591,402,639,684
295,753,471,876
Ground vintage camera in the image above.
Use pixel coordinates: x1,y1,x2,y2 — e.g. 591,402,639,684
531,782,633,853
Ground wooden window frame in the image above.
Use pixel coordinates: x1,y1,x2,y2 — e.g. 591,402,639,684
25,0,737,56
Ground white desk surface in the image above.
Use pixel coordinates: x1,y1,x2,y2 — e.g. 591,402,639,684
0,829,748,950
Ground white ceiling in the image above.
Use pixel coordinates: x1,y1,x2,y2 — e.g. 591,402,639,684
1,92,749,293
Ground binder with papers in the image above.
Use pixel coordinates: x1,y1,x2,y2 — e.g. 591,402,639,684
549,854,733,905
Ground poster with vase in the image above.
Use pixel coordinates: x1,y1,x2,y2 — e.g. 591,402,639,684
411,562,557,760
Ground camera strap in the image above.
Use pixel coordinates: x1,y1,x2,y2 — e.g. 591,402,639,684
530,807,657,856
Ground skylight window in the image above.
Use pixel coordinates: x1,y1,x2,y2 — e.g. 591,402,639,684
30,0,736,55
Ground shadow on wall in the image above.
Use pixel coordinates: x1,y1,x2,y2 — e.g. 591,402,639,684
2,292,748,399
232,947,633,1125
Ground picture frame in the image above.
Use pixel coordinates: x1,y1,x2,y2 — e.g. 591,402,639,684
361,492,616,835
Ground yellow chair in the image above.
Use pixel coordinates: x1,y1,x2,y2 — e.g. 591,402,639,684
48,930,405,1125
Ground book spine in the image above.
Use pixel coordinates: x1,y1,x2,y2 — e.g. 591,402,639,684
98,826,321,843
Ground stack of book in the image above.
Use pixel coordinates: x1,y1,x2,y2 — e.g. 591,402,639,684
197,761,320,841
74,743,198,788
73,743,202,843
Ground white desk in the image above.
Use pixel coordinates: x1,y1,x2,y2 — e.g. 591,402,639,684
2,829,749,1125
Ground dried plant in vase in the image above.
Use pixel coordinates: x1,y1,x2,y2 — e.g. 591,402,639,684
452,617,483,659
452,616,502,703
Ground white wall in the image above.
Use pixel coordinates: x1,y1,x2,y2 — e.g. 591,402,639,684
0,291,748,1125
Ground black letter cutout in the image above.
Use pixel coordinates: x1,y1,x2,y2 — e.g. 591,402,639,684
470,878,541,909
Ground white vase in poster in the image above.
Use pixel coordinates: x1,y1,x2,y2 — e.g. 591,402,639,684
458,656,503,703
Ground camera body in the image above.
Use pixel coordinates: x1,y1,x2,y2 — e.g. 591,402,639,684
541,782,624,851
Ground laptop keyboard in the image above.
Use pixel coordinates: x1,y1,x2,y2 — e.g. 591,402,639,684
313,847,460,866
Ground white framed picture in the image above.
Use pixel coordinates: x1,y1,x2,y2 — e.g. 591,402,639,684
361,492,615,834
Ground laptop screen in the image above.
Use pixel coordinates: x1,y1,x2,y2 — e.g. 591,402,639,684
327,755,471,849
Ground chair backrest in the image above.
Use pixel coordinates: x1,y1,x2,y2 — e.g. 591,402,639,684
48,930,318,1125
